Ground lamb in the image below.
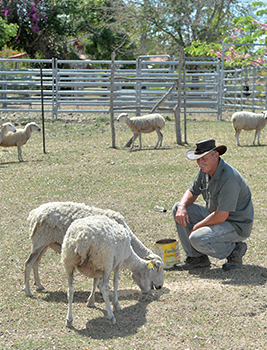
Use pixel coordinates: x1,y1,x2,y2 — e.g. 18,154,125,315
117,113,165,150
0,122,41,161
61,215,163,327
24,201,162,297
231,111,267,146
0,122,16,143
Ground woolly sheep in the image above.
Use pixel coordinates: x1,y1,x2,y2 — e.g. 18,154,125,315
61,215,163,327
0,122,41,161
0,122,16,144
231,111,267,146
117,113,165,150
24,201,162,297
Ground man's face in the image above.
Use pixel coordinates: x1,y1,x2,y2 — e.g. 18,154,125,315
196,151,219,177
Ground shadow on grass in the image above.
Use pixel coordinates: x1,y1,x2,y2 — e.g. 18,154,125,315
42,286,170,339
0,159,43,166
195,264,267,286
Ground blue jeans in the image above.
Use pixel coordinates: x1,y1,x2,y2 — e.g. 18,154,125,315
172,202,246,260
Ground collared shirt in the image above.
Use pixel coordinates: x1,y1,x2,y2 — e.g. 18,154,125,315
189,158,254,237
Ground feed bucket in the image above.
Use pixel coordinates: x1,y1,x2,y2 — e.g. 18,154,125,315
154,238,180,269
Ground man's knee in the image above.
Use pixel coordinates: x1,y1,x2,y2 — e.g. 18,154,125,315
189,227,210,250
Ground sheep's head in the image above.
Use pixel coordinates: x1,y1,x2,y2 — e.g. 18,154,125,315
117,113,128,122
2,122,16,133
29,122,41,132
131,259,164,294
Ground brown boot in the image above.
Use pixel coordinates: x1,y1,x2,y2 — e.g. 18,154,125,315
222,242,247,271
173,255,211,270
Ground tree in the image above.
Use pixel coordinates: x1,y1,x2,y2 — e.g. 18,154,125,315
0,16,18,50
109,0,249,56
74,0,137,60
1,0,80,58
185,1,267,68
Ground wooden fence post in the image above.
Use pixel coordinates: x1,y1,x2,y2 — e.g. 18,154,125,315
174,47,184,145
110,52,116,148
40,67,46,154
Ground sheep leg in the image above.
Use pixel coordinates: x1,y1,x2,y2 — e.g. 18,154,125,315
66,270,74,327
257,130,261,145
159,130,163,147
130,134,138,150
18,146,23,162
32,246,49,290
155,128,163,148
112,267,121,312
235,130,241,146
87,277,98,307
254,129,261,145
124,136,133,148
138,131,142,150
99,275,116,324
24,245,47,297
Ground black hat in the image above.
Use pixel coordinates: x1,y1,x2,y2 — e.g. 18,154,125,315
186,139,227,160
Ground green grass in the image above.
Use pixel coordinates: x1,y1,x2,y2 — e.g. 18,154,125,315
0,110,266,349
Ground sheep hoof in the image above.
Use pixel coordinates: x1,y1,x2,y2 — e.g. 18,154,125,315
25,290,34,297
109,316,116,325
34,283,45,291
86,300,95,308
113,302,121,311
66,319,73,328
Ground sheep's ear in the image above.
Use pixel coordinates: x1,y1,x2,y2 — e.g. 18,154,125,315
147,261,154,270
147,259,161,271
1,126,3,129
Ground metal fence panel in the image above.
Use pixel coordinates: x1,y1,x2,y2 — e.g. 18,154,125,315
3,56,265,119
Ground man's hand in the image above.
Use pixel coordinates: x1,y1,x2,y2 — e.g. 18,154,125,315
175,205,190,227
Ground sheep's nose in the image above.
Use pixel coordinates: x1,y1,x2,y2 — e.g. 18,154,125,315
155,285,162,290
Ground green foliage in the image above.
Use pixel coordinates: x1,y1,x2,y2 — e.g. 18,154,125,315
1,0,80,58
0,17,18,50
185,2,267,68
84,28,136,60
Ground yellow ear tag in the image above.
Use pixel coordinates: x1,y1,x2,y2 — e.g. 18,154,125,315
147,262,153,269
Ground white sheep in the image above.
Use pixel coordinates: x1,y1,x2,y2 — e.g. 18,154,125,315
117,113,165,150
231,111,267,146
0,122,41,161
0,122,16,144
61,215,163,327
24,201,162,297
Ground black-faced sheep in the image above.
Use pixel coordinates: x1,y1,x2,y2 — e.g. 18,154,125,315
231,111,267,146
61,215,163,327
0,122,16,144
24,201,162,297
117,113,165,150
0,122,41,161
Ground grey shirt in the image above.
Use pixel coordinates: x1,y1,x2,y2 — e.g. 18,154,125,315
189,158,254,237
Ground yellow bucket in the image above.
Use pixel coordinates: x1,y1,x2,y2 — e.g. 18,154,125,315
154,238,180,269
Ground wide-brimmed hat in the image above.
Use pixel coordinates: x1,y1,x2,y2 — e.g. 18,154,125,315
186,139,227,160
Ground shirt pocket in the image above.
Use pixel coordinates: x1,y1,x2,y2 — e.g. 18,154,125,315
206,192,218,213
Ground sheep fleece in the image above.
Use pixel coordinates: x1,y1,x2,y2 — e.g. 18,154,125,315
61,215,132,276
231,111,267,130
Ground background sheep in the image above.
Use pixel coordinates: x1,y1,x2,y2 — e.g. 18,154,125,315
24,201,162,297
61,215,163,327
0,122,16,144
117,113,165,150
231,111,267,146
0,122,41,161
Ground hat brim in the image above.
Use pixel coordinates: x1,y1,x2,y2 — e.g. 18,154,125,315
186,145,227,160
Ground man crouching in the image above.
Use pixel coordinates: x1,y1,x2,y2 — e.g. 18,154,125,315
173,139,254,271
